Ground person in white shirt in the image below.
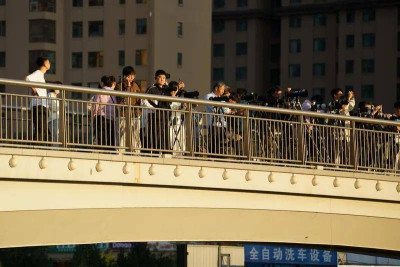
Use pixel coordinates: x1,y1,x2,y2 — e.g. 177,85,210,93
25,57,51,142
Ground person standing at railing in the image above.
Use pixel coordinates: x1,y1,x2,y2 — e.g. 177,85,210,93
47,87,60,144
25,57,51,142
116,66,142,152
91,76,117,148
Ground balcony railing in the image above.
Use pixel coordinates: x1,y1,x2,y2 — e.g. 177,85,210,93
1,78,400,175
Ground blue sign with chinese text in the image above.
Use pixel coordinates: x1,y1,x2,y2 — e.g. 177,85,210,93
245,245,337,265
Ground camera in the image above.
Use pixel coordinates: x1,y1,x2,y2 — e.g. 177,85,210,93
288,89,308,98
178,90,199,99
311,102,327,112
209,96,230,102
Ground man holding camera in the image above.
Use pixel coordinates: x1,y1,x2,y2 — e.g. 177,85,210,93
327,88,355,116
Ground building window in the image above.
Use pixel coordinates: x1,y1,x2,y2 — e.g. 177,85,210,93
213,20,225,33
29,0,56,12
73,0,82,6
237,0,247,7
213,44,224,57
314,13,326,27
290,0,301,3
177,22,183,37
0,52,5,67
177,52,183,68
346,35,354,48
363,8,375,22
29,19,56,43
119,20,125,35
178,0,183,6
313,38,326,52
88,82,99,88
362,33,375,47
214,0,225,9
0,0,5,5
88,51,103,68
29,50,55,74
271,21,281,37
72,22,82,38
270,69,280,85
312,88,325,102
236,19,248,32
346,9,355,23
135,49,147,66
120,0,125,4
313,63,325,77
361,85,374,100
289,64,301,78
118,51,125,67
236,42,247,56
88,21,103,37
213,68,224,81
89,0,103,6
362,59,374,73
289,16,301,28
72,52,82,68
289,39,301,53
0,21,5,36
236,67,247,81
271,44,280,63
345,60,354,74
136,18,147,34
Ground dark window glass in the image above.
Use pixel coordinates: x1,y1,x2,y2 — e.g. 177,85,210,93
236,42,247,56
73,0,82,6
177,52,183,67
236,67,247,81
271,21,281,37
363,8,375,22
237,0,247,7
88,51,103,68
135,49,147,66
89,0,103,6
29,0,56,12
346,9,355,23
0,0,5,5
289,64,301,78
213,44,224,57
119,20,125,35
361,85,374,100
88,21,103,37
29,19,56,43
0,52,5,67
289,16,301,28
136,18,147,34
346,35,354,48
362,33,375,47
119,50,125,67
270,69,280,85
72,52,82,68
0,21,5,36
313,38,326,52
236,19,248,32
289,39,301,53
177,22,183,36
72,22,82,38
178,0,183,6
29,50,55,74
214,0,225,8
314,13,326,26
313,63,325,77
213,68,224,81
312,88,325,102
362,59,374,73
213,20,225,33
345,60,354,74
120,0,125,4
271,44,280,63
290,0,301,3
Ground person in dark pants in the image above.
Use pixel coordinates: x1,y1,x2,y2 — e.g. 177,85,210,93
25,57,51,142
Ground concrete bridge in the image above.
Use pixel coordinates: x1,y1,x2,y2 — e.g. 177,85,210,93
0,78,399,253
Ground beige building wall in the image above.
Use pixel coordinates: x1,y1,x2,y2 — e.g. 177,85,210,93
280,0,400,111
0,0,211,98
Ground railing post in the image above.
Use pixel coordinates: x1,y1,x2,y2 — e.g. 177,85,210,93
243,109,251,160
297,114,305,165
125,100,133,152
350,120,358,170
185,103,194,156
59,90,66,148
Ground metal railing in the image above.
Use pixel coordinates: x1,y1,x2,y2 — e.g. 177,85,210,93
1,78,400,175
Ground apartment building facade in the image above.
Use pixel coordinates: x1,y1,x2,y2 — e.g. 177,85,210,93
279,0,400,110
211,0,281,95
0,0,211,98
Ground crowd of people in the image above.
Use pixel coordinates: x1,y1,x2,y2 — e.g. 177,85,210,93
22,57,400,169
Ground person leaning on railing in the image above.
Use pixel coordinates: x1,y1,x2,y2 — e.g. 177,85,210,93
91,76,117,148
25,57,51,142
116,66,142,152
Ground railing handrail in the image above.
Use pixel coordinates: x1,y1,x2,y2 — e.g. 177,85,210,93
0,77,399,127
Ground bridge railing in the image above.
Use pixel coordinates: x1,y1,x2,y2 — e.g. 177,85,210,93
1,78,400,175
